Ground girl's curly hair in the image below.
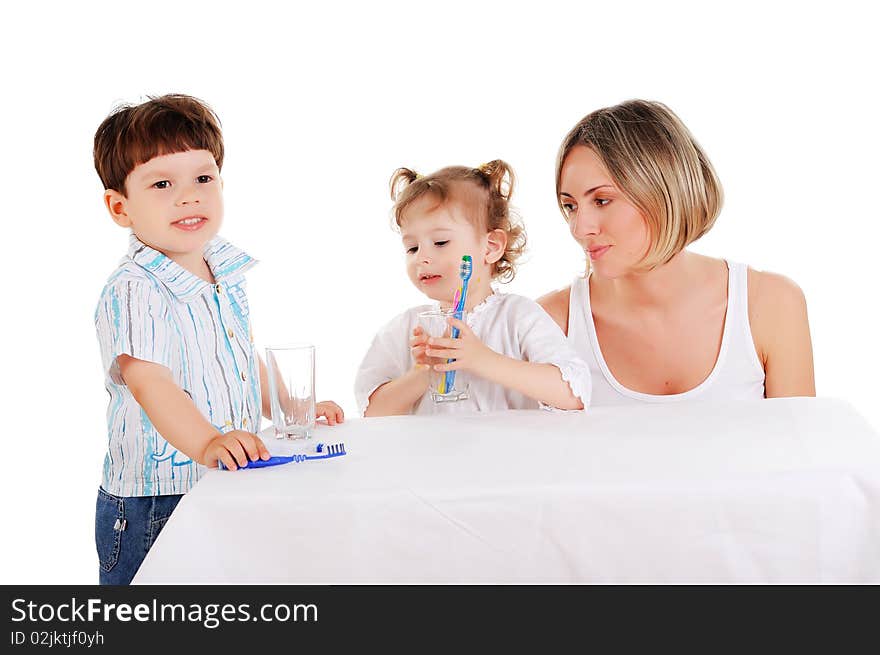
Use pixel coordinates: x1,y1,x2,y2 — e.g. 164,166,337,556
388,160,527,283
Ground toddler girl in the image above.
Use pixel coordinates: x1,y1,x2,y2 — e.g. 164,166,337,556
355,160,590,415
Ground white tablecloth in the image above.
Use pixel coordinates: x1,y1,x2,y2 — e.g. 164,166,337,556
133,398,880,584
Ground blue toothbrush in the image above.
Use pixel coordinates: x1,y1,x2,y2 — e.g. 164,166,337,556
219,442,346,470
444,255,472,393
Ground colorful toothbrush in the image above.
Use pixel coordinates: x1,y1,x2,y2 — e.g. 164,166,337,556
436,287,462,394
219,442,346,470
443,255,472,392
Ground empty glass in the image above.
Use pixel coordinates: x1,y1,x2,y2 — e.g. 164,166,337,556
417,309,470,403
266,344,316,439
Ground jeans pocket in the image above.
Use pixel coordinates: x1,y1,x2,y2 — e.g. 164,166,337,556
95,488,124,572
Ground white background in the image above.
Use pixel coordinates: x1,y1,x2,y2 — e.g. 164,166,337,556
1,1,876,584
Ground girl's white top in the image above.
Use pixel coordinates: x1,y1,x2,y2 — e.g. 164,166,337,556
355,292,591,415
567,260,766,406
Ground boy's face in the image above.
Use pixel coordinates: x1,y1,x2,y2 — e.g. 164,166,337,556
104,149,223,260
400,197,497,305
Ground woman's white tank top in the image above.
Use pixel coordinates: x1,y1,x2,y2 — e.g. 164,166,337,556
567,260,765,406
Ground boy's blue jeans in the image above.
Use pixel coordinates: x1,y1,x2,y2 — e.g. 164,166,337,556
95,487,183,585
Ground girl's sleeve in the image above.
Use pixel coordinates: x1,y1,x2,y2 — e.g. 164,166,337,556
514,297,592,410
354,313,413,416
95,279,175,385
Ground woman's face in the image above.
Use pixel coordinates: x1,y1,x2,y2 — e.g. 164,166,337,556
558,145,651,279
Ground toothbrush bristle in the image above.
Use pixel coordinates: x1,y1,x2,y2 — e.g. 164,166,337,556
460,256,473,280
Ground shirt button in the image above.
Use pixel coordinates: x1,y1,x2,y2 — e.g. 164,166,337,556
242,417,248,426
240,372,247,382
227,328,234,338
215,284,222,294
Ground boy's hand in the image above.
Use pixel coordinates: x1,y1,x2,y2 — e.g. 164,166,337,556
426,318,498,377
316,401,345,425
204,430,270,471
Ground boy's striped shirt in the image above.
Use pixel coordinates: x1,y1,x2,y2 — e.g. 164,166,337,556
95,234,260,496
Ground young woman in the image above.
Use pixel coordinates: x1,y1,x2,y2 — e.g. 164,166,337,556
538,100,815,405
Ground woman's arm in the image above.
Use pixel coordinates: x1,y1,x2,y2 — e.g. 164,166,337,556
748,269,816,398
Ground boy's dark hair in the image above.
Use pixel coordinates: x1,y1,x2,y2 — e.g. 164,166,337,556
94,94,224,195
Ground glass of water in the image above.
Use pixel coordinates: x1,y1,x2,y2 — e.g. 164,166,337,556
417,309,470,403
265,344,316,439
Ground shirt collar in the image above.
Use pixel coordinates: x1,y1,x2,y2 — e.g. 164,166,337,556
127,233,258,301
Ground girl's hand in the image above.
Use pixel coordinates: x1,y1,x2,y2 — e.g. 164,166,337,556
425,318,497,377
316,401,345,425
410,326,441,371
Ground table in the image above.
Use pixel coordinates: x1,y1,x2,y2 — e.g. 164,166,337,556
133,398,880,583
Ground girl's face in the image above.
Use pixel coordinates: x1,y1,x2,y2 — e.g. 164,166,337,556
558,145,651,279
400,197,491,305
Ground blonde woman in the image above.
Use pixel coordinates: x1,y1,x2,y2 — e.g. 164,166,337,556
538,100,815,405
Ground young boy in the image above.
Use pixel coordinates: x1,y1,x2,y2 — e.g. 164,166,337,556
93,94,344,585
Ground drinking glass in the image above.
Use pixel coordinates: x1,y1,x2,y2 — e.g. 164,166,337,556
417,309,470,403
266,344,316,439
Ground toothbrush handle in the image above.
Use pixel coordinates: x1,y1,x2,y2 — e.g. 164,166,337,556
245,456,291,468
444,364,456,392
220,456,291,470
445,308,464,390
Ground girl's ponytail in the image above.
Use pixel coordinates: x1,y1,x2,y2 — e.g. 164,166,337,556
389,167,420,201
476,160,515,202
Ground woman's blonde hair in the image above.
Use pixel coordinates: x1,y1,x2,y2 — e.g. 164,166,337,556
555,100,723,270
389,160,527,283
